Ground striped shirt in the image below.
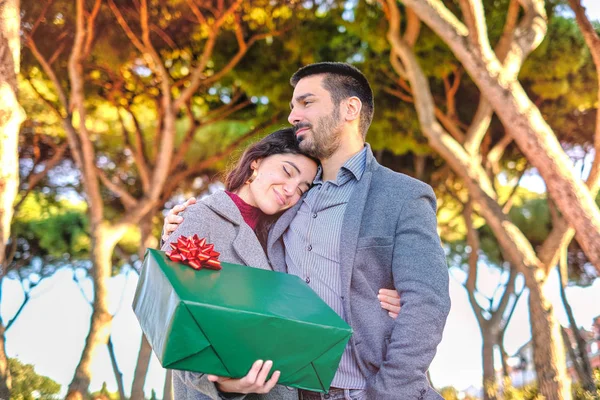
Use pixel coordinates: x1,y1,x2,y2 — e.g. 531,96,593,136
283,146,367,390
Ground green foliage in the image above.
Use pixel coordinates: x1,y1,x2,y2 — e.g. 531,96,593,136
572,369,600,400
503,382,542,400
500,370,600,400
9,358,61,400
90,382,120,400
440,386,460,400
520,16,598,146
12,194,89,262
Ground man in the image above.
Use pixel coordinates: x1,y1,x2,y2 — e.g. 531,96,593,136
163,62,450,399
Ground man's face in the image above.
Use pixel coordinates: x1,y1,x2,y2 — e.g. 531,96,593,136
288,75,344,160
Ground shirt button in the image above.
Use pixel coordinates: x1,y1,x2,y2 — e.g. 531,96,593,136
312,213,317,218
323,394,330,399
306,277,310,284
307,244,312,251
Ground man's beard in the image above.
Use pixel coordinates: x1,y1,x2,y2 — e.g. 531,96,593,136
294,109,342,160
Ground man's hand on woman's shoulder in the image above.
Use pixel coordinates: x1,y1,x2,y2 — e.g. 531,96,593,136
162,197,197,242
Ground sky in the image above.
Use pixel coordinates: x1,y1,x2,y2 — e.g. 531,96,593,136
6,1,600,397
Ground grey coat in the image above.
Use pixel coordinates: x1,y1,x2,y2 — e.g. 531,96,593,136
267,145,451,399
161,190,298,400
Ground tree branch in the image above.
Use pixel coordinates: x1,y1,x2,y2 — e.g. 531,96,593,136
463,199,487,327
5,293,30,331
174,0,245,109
107,336,126,400
500,164,528,213
83,0,102,58
28,0,54,38
185,0,207,25
404,8,421,47
107,0,146,54
118,105,151,192
14,140,68,213
150,24,177,49
490,266,518,327
96,167,138,209
25,38,69,113
68,0,105,223
457,0,491,51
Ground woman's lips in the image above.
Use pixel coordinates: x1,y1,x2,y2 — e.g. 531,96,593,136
273,189,286,206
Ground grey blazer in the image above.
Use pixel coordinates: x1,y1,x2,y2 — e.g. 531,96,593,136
161,190,298,400
267,145,451,399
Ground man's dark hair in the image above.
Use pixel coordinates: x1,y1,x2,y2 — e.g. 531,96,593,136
290,62,374,139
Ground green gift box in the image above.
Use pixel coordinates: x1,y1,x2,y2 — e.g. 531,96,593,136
133,248,352,393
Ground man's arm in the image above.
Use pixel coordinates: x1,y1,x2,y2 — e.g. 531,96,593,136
366,185,450,399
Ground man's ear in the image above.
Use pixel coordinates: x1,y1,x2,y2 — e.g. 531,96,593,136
344,97,362,122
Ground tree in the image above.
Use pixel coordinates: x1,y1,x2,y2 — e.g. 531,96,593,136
379,0,599,398
398,0,600,271
8,358,61,400
0,0,26,396
21,1,297,397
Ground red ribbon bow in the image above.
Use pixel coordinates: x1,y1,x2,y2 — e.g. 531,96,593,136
166,234,222,271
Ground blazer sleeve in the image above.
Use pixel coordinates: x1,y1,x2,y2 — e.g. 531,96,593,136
174,371,248,400
366,184,450,400
160,204,211,251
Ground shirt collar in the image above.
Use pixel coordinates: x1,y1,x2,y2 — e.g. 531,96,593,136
313,145,367,185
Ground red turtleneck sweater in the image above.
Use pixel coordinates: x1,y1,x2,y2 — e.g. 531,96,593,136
225,191,264,231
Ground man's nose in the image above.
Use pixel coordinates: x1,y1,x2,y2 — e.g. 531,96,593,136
288,108,301,125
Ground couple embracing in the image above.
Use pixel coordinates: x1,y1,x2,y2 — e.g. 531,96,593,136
161,62,450,400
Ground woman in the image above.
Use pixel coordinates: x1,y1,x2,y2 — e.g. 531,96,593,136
161,128,400,400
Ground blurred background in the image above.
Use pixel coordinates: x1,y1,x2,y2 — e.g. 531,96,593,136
1,0,600,399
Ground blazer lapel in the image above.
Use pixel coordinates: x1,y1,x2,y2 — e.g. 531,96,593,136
340,146,378,302
232,224,271,270
204,191,270,270
340,170,372,301
266,200,302,273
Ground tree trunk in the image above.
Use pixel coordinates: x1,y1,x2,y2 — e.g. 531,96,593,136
558,251,595,392
66,228,115,400
163,370,173,400
561,327,584,382
107,336,126,400
528,280,571,400
131,210,157,400
131,335,152,400
0,1,24,397
0,320,10,399
481,328,498,400
498,342,510,381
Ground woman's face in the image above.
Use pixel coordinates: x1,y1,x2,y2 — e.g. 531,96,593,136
244,153,317,215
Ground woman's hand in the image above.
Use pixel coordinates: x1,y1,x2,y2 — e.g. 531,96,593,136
161,197,196,242
207,359,280,394
378,288,401,318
